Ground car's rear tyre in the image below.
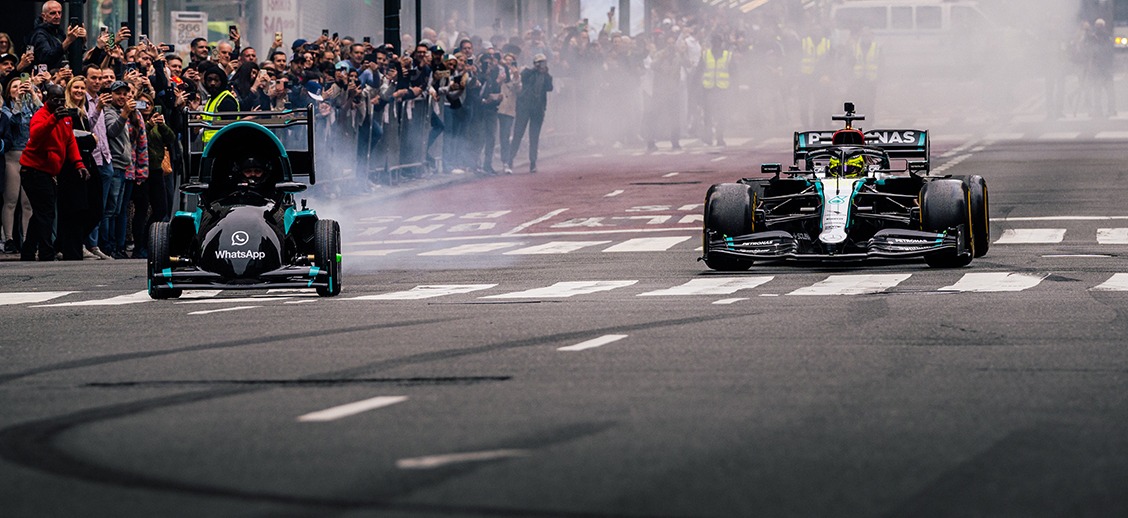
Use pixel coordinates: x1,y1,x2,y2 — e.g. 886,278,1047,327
703,183,754,271
314,219,342,296
920,179,972,268
148,221,183,299
962,175,989,257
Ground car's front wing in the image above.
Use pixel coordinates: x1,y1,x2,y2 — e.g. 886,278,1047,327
150,265,331,291
703,227,967,262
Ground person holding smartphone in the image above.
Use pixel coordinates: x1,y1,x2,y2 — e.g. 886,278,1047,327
28,1,86,71
18,83,89,261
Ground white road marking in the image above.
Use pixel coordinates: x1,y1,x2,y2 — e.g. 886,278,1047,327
638,277,773,296
176,296,293,305
349,284,497,300
351,226,703,246
396,449,531,469
710,156,727,162
419,242,521,256
712,297,748,305
604,190,624,197
995,228,1066,244
504,241,612,255
1043,254,1111,258
662,172,680,177
483,280,638,299
558,334,628,351
1038,132,1080,140
993,216,1128,222
1096,131,1128,139
1092,273,1128,291
503,208,569,235
284,300,317,304
298,395,408,422
0,292,76,306
350,249,415,256
188,306,261,315
1097,228,1128,244
602,236,693,252
34,290,150,307
788,274,912,296
180,290,221,299
938,272,1047,292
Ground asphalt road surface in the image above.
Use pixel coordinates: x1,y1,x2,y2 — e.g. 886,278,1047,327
4,114,1128,517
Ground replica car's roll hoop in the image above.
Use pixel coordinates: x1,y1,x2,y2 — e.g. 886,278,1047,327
182,104,317,187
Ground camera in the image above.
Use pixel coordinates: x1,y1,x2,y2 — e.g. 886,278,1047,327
363,36,371,43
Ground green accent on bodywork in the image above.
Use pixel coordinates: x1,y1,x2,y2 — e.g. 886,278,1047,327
814,181,825,230
724,236,734,250
283,208,316,234
336,253,341,263
309,266,321,277
162,268,173,288
175,208,203,233
847,180,866,226
201,121,289,159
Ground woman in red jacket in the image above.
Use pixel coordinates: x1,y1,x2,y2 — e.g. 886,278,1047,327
18,83,89,261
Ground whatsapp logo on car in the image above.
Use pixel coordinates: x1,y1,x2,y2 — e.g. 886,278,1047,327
231,231,250,246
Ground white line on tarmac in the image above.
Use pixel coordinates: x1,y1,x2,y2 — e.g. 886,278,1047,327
33,290,150,307
711,156,727,162
396,449,531,469
188,306,260,315
558,334,629,351
349,228,695,246
663,172,680,177
995,228,1066,244
712,298,748,305
0,291,76,305
604,190,624,197
298,396,408,422
1092,273,1128,291
503,208,569,235
992,216,1128,222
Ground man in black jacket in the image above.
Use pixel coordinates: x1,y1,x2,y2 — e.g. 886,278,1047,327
28,1,85,71
507,53,553,173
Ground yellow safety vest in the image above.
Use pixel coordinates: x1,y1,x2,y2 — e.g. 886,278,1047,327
854,41,878,80
801,36,830,75
201,89,239,143
702,49,732,90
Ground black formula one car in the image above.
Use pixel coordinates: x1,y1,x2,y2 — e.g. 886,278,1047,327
701,103,989,270
146,106,341,299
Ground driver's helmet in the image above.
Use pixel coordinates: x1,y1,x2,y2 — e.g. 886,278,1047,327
828,154,866,178
233,156,272,187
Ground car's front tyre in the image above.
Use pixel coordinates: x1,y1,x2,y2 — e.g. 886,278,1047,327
703,183,754,271
920,180,973,268
314,219,342,296
148,221,183,299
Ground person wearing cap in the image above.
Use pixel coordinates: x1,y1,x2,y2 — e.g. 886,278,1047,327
0,53,17,84
101,79,136,258
18,84,89,260
506,53,553,173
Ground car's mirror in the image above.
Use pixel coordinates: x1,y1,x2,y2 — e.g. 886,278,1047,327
907,160,929,174
276,181,307,193
761,163,782,175
182,182,208,195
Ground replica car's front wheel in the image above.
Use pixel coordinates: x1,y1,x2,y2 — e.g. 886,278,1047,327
956,175,990,258
703,183,754,271
920,180,973,268
147,221,183,299
315,219,342,297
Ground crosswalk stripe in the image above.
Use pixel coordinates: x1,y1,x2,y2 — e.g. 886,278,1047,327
482,280,638,299
504,241,611,255
347,284,497,300
0,292,76,305
637,277,774,296
419,243,522,256
788,274,911,296
33,290,151,307
1095,131,1128,140
995,229,1066,244
1096,228,1128,245
1091,273,1128,291
939,272,1047,292
602,236,693,253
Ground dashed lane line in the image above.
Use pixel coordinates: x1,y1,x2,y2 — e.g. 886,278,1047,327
558,334,629,351
297,395,409,422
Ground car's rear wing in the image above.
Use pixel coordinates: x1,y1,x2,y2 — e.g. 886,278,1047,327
793,129,930,170
181,104,317,184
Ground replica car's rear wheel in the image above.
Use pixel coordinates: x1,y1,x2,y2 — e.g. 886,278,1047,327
147,221,183,299
920,179,973,268
956,175,990,258
703,183,754,271
314,219,342,297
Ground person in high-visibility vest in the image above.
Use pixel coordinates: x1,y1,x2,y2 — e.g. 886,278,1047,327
799,25,831,127
850,28,880,120
701,34,733,147
200,64,239,144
